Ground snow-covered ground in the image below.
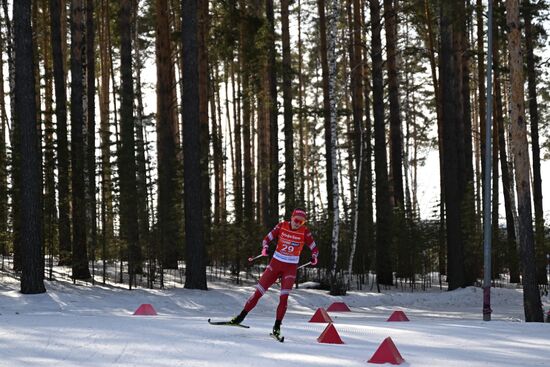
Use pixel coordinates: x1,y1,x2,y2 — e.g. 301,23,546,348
1,274,549,367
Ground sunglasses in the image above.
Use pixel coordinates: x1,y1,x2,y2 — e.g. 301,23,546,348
291,217,306,227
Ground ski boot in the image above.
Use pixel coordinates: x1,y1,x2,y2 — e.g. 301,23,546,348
229,310,248,325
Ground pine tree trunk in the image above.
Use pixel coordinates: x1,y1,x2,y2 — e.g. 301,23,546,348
265,0,278,227
281,0,294,220
239,0,254,227
457,1,477,286
198,0,211,250
326,0,341,294
371,0,393,286
361,0,374,275
98,0,114,276
14,0,46,293
232,59,243,225
41,0,57,279
118,0,139,287
155,0,180,269
440,1,465,290
506,0,543,322
297,0,306,208
182,0,207,290
51,0,71,266
86,0,97,270
317,0,334,217
0,24,8,257
70,0,91,280
133,2,147,273
211,66,222,224
476,0,486,213
524,1,546,285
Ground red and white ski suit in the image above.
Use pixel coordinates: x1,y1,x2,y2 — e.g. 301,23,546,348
244,221,319,320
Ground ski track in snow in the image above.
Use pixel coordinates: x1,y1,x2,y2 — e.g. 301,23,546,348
1,276,549,366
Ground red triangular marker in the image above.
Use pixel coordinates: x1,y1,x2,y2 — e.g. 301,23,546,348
387,310,409,322
327,302,351,312
317,323,344,344
133,304,157,316
309,307,333,323
368,337,405,365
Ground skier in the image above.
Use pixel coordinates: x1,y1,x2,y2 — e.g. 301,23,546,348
229,208,319,340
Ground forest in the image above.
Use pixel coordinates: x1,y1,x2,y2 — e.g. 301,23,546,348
1,0,549,323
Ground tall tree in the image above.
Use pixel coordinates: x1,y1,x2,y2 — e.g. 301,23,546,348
0,19,7,257
371,0,393,286
198,0,211,248
384,0,409,279
267,0,279,226
523,0,546,285
156,0,180,269
384,0,404,210
14,0,46,293
506,0,543,322
182,0,207,290
239,0,255,227
281,0,294,219
86,0,97,268
70,0,91,280
118,0,140,286
348,0,369,279
51,0,71,266
327,0,341,294
41,0,57,278
440,1,468,290
492,4,519,283
98,0,114,278
318,0,334,217
133,0,147,273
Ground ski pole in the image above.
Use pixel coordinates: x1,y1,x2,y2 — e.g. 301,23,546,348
248,254,265,262
297,261,312,270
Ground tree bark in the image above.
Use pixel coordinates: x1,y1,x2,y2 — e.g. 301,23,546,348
70,0,91,280
317,0,334,217
51,0,71,266
98,0,114,277
523,0,546,285
156,0,180,269
86,0,97,268
118,0,139,287
265,0,278,227
182,0,207,290
506,0,543,322
14,0,46,293
0,21,8,257
281,0,293,220
371,0,393,286
440,1,465,290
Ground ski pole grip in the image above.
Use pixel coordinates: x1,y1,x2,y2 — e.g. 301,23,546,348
248,254,264,262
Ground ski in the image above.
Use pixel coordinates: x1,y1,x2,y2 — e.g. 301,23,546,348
207,318,250,328
270,333,285,343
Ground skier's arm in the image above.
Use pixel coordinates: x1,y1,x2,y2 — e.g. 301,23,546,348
305,228,319,264
262,222,282,254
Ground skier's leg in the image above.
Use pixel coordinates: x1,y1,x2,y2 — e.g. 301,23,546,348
274,264,297,327
243,262,280,313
